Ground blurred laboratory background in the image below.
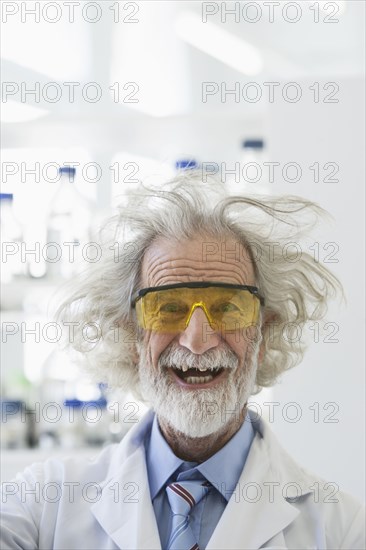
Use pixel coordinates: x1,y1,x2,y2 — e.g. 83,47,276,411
1,1,365,501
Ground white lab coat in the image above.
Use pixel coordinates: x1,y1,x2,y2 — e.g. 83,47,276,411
0,409,364,549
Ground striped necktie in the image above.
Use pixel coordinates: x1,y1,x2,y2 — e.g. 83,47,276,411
166,479,210,550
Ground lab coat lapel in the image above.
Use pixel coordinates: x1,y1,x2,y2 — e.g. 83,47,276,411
91,414,161,550
206,425,302,550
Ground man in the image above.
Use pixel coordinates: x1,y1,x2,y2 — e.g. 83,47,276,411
1,175,365,549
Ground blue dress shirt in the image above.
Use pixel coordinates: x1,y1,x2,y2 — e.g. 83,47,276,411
145,412,255,549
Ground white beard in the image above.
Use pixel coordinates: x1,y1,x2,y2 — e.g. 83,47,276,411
137,340,260,438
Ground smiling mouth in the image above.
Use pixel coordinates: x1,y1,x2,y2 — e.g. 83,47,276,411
169,366,225,385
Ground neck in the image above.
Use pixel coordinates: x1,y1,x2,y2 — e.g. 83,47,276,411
157,406,247,462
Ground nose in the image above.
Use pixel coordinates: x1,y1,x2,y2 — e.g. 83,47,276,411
178,306,220,354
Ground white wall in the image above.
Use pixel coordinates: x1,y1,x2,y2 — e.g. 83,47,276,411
265,77,365,502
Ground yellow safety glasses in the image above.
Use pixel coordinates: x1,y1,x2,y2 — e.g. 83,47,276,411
132,282,264,333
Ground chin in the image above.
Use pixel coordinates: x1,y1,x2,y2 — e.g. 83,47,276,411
137,340,260,439
159,407,235,439
139,366,257,439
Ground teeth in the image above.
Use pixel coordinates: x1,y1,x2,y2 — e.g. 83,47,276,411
185,375,214,384
173,365,220,373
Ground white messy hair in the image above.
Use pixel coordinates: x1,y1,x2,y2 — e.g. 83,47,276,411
55,172,342,400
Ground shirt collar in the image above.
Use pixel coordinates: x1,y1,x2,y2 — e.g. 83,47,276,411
196,413,255,500
146,414,186,499
146,411,255,501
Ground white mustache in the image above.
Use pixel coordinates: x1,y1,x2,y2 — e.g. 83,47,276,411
158,343,239,371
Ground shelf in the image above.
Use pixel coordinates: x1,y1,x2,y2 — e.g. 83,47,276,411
1,277,67,312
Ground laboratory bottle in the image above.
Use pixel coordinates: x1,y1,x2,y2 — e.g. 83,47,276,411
240,138,269,193
46,166,94,279
0,193,25,282
175,159,199,170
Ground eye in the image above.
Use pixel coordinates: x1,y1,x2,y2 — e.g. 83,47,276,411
160,302,187,314
214,302,240,313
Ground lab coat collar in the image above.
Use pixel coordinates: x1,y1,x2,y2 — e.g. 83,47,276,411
206,409,314,549
91,410,161,550
248,408,314,497
91,409,315,549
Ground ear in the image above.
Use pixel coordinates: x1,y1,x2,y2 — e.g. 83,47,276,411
127,340,140,367
258,311,277,365
258,339,266,365
118,321,140,366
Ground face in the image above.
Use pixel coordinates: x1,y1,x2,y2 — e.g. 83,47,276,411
137,234,263,438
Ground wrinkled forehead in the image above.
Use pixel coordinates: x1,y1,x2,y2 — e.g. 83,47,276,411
141,235,256,287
